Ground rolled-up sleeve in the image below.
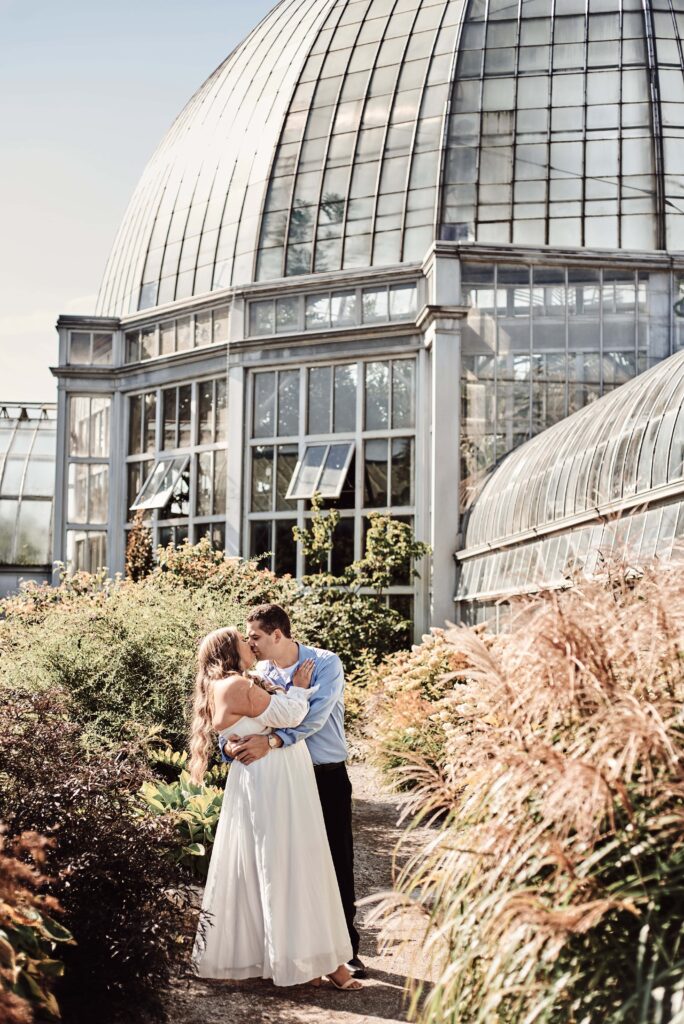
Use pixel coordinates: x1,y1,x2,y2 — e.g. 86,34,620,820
274,656,344,748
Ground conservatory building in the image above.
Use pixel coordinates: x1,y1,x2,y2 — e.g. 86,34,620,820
52,0,684,632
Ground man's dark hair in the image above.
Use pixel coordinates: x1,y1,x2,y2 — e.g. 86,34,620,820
246,604,292,638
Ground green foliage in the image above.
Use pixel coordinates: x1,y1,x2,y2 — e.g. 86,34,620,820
125,509,154,582
135,769,224,881
291,507,431,671
0,828,73,1023
368,569,684,1024
0,688,195,1024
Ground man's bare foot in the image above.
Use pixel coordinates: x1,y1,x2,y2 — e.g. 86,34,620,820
327,964,363,990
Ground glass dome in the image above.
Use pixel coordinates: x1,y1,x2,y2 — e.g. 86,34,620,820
0,404,56,567
96,0,684,318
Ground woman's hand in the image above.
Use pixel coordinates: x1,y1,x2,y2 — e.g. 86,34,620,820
292,658,315,689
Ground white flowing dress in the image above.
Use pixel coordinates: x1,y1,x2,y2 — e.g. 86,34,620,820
192,686,353,986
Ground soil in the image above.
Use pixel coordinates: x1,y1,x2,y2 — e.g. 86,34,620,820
160,747,433,1024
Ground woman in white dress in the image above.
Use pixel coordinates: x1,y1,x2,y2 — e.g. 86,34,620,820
188,626,362,990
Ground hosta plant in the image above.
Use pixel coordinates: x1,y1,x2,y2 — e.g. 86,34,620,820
368,567,684,1024
135,770,224,880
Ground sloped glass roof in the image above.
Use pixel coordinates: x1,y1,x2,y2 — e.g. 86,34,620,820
96,0,684,318
0,404,56,567
462,347,684,551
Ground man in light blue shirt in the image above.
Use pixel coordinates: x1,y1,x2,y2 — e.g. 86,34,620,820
219,603,363,975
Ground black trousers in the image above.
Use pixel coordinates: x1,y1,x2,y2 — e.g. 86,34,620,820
313,762,360,957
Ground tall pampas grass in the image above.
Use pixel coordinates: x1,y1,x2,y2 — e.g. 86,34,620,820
367,566,684,1024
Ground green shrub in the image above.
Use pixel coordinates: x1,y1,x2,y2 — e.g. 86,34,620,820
369,570,684,1024
0,688,195,1024
135,769,224,881
0,827,73,1023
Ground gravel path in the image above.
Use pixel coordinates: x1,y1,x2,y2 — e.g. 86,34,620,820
163,751,433,1024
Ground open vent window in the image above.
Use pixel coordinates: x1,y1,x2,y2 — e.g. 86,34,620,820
130,455,190,511
285,442,354,501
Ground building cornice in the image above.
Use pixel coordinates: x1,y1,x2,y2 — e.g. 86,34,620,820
427,239,684,270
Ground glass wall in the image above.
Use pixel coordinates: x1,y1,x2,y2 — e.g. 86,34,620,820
0,405,55,567
66,396,111,572
247,356,416,606
68,330,113,366
125,376,227,552
460,262,672,509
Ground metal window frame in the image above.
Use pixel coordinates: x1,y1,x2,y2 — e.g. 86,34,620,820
130,454,190,511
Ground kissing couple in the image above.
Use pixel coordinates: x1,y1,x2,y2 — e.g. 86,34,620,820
188,603,365,991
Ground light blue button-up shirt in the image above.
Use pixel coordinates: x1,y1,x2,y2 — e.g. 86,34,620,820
218,642,349,766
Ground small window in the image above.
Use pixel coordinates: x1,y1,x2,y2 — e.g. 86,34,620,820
130,455,190,511
286,442,355,500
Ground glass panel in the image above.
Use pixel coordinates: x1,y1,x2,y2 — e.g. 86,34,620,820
318,443,354,498
15,500,51,564
125,331,140,363
278,370,300,436
308,366,332,434
250,521,272,564
92,333,113,365
160,322,176,355
0,499,18,561
132,456,189,510
276,445,299,510
362,287,389,323
274,519,297,576
176,316,192,351
178,385,192,447
69,397,90,456
331,291,358,326
69,332,91,364
195,312,212,347
67,463,88,523
66,530,107,573
215,379,227,442
305,294,331,329
331,517,355,575
213,450,226,515
276,296,300,332
364,439,388,506
126,461,149,520
22,457,54,497
333,364,357,432
251,445,274,512
198,380,214,445
287,445,327,499
254,373,276,438
391,437,413,505
213,307,229,344
389,284,418,319
250,300,275,336
140,327,157,360
90,398,111,458
392,360,415,428
162,389,177,450
197,451,213,516
365,362,390,430
88,464,109,523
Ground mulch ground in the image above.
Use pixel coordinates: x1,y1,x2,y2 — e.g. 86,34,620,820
158,748,433,1024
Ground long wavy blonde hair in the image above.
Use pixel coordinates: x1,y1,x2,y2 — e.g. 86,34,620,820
188,626,276,784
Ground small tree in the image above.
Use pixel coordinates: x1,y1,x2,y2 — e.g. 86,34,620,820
125,510,154,582
293,493,339,573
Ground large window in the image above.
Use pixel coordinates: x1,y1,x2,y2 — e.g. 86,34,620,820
460,262,671,509
0,406,55,567
247,358,417,606
247,282,418,336
124,306,229,364
125,376,227,553
66,395,111,572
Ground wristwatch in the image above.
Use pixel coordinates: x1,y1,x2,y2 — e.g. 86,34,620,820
268,734,280,749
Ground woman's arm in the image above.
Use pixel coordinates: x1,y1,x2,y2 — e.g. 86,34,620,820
212,676,271,731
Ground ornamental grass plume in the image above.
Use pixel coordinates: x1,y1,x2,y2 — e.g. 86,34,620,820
367,565,684,1024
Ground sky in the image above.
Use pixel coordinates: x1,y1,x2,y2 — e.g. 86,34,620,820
0,0,274,402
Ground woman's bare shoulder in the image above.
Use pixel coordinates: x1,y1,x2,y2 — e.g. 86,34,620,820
212,674,271,719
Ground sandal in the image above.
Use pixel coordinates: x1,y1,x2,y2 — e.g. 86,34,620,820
327,975,363,991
